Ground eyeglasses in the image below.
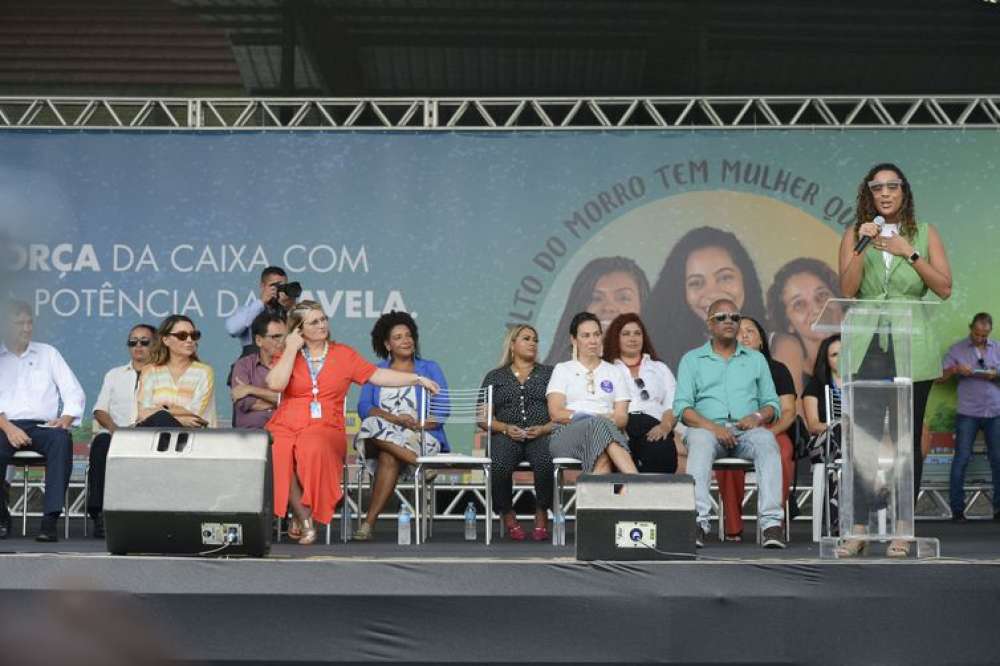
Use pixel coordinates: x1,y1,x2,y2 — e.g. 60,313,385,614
126,338,152,348
634,377,649,401
585,370,595,394
709,312,742,324
867,179,902,194
167,330,202,342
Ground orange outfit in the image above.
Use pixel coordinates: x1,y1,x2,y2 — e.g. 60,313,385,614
266,343,376,524
716,431,795,538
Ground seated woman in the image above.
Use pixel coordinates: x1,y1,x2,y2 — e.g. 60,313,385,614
546,312,638,476
267,303,439,545
802,334,843,531
136,315,217,429
480,325,555,541
352,311,449,542
603,313,679,473
715,316,797,542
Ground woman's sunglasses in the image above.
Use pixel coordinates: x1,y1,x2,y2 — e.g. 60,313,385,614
126,338,152,348
634,377,649,401
167,330,202,342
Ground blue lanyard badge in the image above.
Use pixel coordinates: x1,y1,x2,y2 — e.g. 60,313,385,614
302,343,328,419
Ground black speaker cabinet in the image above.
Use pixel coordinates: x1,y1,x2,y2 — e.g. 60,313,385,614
575,473,697,561
104,428,272,557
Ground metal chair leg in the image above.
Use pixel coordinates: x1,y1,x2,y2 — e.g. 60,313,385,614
414,465,423,545
484,465,492,546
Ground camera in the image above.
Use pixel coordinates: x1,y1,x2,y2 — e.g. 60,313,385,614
276,281,302,299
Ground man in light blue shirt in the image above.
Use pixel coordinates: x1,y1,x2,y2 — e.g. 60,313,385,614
673,298,785,548
224,266,297,352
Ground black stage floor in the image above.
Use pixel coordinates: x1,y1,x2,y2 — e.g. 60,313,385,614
1,520,998,665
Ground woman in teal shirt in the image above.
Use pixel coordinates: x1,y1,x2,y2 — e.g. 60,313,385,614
837,162,953,557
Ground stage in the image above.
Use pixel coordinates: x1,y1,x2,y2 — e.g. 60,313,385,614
1,520,998,665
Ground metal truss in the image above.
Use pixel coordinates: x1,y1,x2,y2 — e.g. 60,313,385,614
1,95,1000,130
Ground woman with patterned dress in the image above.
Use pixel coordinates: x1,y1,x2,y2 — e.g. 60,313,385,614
352,311,449,542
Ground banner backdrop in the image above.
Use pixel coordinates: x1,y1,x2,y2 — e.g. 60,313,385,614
2,130,998,448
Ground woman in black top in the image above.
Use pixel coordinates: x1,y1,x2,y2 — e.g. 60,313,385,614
480,325,555,541
802,334,842,436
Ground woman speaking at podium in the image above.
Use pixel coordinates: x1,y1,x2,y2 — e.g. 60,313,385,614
836,163,952,557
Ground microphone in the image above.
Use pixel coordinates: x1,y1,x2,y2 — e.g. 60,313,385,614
854,215,885,254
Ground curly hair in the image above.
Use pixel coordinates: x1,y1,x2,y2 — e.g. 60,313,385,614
543,256,650,365
766,257,841,340
370,310,420,360
602,313,660,363
645,226,766,371
854,162,917,240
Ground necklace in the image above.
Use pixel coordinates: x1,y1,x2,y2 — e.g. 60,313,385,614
512,363,534,378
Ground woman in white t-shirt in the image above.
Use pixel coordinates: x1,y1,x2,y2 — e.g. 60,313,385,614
603,313,679,473
546,312,637,474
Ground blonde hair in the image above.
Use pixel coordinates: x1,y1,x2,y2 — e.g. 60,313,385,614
286,300,330,341
498,325,538,367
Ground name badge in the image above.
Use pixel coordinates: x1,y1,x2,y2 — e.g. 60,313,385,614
310,401,323,419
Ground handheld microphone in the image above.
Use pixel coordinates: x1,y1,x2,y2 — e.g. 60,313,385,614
854,215,885,254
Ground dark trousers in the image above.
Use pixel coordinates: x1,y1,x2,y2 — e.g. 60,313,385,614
490,433,554,513
86,432,112,516
0,420,73,517
626,413,678,473
851,336,933,523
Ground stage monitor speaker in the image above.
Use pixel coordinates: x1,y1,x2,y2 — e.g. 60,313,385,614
104,428,272,557
575,473,696,561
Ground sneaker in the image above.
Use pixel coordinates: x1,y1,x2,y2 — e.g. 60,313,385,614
761,526,786,549
695,526,708,549
35,515,59,543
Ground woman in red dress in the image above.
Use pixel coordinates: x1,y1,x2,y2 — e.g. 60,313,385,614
266,301,440,544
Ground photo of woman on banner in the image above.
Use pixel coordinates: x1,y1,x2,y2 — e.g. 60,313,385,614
646,226,766,372
767,257,844,402
544,256,649,365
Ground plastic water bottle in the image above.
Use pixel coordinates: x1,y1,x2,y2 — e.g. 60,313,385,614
397,506,412,545
464,502,477,541
552,512,566,546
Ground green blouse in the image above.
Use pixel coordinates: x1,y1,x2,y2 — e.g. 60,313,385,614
848,222,942,382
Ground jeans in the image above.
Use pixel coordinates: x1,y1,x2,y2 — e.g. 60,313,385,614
686,426,783,532
950,414,1000,514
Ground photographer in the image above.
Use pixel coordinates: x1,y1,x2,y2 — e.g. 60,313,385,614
225,266,301,357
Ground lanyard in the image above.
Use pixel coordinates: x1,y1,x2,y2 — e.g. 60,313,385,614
301,342,329,401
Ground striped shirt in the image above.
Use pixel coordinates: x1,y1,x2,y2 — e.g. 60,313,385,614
137,361,217,427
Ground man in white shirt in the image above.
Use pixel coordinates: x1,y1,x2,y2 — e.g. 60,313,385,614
0,301,86,541
86,323,155,538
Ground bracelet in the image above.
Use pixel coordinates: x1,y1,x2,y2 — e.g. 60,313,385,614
753,411,765,424
413,374,423,386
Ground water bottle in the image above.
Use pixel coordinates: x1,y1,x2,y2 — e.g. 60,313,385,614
464,502,477,541
552,512,566,546
397,506,412,545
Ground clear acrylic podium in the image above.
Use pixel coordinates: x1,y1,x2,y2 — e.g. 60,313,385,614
813,298,940,559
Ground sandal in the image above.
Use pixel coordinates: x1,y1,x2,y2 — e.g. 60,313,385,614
352,522,374,542
835,539,867,558
531,526,550,542
886,539,910,558
298,518,317,545
505,521,527,541
287,517,303,541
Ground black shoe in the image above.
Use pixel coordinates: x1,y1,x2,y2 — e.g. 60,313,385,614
0,514,10,540
35,515,58,543
762,526,787,549
952,511,967,523
695,526,708,549
994,510,1000,522
91,513,105,539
